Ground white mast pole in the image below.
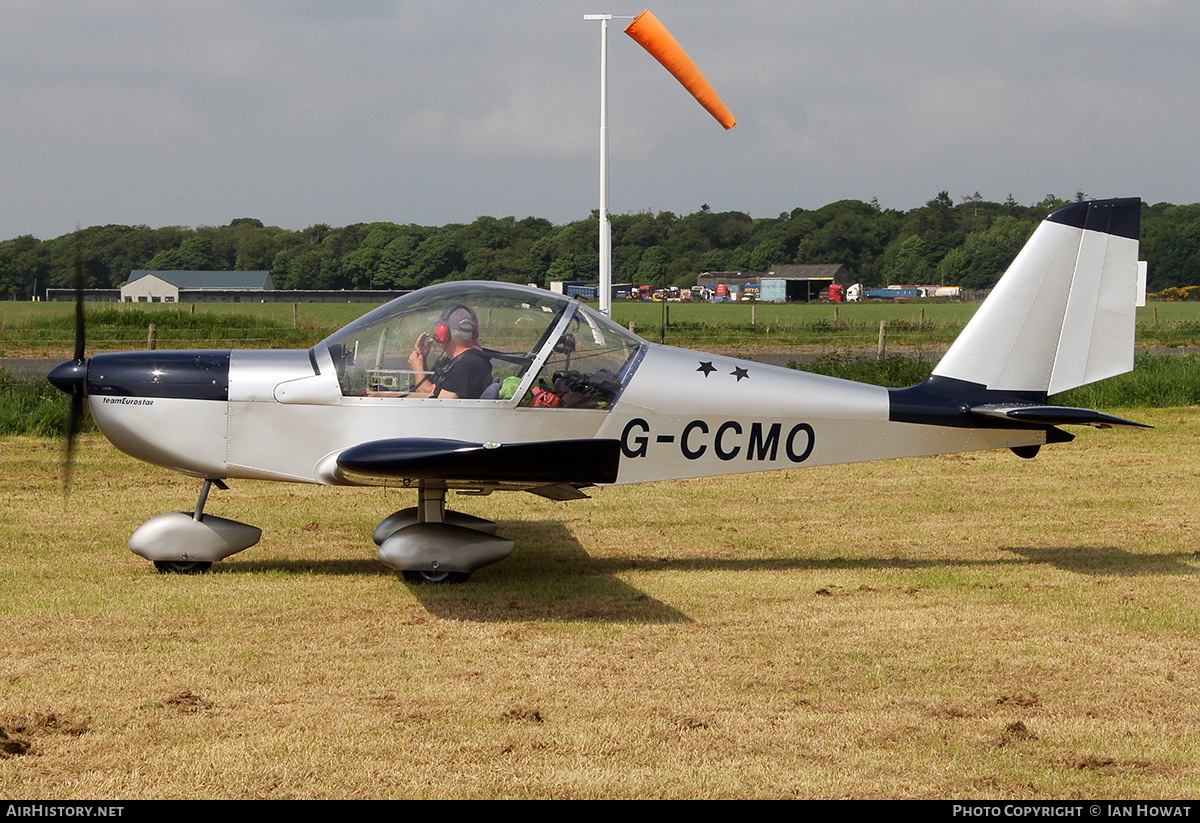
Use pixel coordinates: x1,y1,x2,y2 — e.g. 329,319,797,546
584,14,629,317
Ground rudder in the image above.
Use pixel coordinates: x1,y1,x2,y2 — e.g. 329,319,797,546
932,198,1142,395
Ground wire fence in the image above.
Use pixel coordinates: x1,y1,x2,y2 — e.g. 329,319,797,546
3,315,1200,353
0,327,334,350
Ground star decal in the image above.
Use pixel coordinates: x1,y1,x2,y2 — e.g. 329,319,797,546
697,361,716,377
731,366,750,381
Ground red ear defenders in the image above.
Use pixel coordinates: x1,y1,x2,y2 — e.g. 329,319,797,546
434,305,478,345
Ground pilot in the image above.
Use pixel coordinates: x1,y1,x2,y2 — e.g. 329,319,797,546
407,304,493,399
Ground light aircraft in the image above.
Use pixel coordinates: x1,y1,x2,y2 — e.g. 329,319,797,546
49,198,1147,583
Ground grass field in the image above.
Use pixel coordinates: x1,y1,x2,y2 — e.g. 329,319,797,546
5,299,1200,354
0,301,365,354
2,412,1198,799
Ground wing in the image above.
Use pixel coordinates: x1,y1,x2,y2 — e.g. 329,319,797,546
332,437,622,497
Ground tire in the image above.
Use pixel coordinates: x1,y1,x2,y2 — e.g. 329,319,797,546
401,570,470,585
153,560,213,575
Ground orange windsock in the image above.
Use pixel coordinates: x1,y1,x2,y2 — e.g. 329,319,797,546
624,9,735,130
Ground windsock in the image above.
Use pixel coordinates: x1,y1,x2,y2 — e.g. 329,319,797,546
624,9,735,130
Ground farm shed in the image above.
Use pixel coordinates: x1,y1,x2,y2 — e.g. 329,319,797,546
121,270,274,303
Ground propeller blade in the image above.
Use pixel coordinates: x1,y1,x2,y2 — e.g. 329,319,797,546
63,237,87,490
64,390,83,490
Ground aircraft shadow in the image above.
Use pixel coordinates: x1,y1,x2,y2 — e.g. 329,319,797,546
405,520,691,623
581,546,1200,578
220,520,691,625
212,536,1196,623
1000,546,1200,576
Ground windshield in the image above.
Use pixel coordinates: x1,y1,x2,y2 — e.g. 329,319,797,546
319,281,644,406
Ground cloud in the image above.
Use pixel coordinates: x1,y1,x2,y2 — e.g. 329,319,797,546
2,1,1199,237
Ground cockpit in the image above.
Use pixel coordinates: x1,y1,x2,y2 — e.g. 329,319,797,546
318,281,646,409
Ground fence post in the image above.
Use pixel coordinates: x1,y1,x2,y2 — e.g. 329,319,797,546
293,303,299,329
877,320,886,361
147,323,158,350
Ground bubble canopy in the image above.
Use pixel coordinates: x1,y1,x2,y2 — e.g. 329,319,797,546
318,281,646,404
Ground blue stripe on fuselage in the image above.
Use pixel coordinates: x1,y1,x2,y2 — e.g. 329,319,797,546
87,350,230,401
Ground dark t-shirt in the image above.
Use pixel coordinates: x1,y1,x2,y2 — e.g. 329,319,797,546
432,349,493,398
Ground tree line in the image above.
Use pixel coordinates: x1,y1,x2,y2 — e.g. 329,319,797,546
2,194,1198,301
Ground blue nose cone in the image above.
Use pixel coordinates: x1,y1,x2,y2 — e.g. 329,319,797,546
47,359,88,395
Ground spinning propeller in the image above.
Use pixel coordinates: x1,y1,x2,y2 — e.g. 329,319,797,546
46,243,89,490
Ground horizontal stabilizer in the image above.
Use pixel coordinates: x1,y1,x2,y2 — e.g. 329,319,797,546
335,438,621,485
969,404,1150,430
526,484,593,501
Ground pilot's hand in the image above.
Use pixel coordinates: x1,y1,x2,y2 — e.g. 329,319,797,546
409,333,431,372
414,332,434,356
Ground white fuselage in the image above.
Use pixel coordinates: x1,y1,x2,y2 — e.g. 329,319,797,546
90,342,1045,488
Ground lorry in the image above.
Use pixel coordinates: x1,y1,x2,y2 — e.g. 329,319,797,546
831,283,924,302
863,286,922,300
828,283,865,302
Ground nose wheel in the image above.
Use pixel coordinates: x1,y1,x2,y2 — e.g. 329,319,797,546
130,479,262,573
153,560,213,575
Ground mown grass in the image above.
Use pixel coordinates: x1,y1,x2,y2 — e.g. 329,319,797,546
1,411,1197,798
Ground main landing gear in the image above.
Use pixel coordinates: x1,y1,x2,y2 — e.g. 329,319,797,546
374,482,513,585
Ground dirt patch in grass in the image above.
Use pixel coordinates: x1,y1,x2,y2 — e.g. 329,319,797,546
0,728,31,758
996,720,1038,746
0,712,90,758
158,691,214,713
997,691,1040,707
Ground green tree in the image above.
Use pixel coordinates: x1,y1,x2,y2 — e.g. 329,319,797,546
377,228,426,288
1142,203,1200,290
937,216,1035,290
883,235,930,285
402,231,466,288
634,246,670,286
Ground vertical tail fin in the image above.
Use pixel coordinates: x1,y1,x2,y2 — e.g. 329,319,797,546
933,198,1142,395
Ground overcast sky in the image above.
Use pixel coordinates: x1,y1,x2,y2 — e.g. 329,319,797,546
2,0,1197,239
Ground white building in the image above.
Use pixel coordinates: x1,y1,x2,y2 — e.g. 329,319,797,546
120,270,274,303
